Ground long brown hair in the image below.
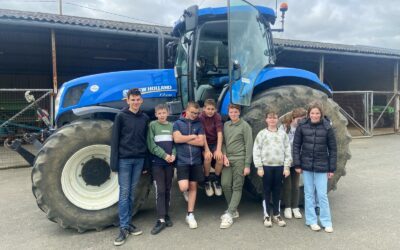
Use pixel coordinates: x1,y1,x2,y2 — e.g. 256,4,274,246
283,107,307,132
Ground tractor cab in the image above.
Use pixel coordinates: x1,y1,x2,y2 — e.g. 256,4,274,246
172,0,278,108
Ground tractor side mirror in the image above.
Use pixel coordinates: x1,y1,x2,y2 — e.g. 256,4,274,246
232,60,242,81
184,5,198,32
166,41,178,64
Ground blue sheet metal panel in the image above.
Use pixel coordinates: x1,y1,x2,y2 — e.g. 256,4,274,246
173,5,276,36
198,5,275,18
57,69,177,118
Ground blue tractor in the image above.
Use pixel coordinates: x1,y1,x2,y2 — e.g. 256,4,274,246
31,1,351,232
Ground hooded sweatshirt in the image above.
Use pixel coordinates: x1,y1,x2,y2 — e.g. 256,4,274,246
173,113,204,166
110,107,150,172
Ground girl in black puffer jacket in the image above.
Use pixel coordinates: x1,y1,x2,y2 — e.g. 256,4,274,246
293,101,337,233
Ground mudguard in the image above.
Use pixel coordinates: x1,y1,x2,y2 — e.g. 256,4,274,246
220,67,332,115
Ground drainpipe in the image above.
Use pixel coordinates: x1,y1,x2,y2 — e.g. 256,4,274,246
51,29,58,94
319,54,325,82
155,27,165,69
394,60,399,132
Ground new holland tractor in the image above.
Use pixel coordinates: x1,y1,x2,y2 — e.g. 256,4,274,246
27,1,351,232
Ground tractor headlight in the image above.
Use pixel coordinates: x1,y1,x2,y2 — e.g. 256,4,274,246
62,83,88,108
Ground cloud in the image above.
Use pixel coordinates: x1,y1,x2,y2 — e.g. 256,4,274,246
0,0,399,49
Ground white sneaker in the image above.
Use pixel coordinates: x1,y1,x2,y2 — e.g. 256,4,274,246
310,224,321,231
220,210,239,219
272,215,286,227
263,216,272,227
185,213,198,229
284,208,292,219
220,213,233,229
324,227,334,233
292,208,302,219
204,181,214,197
183,191,189,202
212,181,223,196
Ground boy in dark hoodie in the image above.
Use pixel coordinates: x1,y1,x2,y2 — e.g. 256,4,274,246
110,88,149,246
173,101,205,229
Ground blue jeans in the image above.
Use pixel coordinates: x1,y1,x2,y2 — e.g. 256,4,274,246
118,158,144,229
303,170,332,227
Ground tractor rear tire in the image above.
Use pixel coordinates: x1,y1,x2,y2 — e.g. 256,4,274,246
242,85,352,202
31,120,151,232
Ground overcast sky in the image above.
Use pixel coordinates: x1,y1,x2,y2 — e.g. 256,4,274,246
1,0,399,50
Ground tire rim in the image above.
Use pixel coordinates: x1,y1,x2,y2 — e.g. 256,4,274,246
61,144,118,210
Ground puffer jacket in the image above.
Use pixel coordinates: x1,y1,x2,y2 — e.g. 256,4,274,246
172,113,204,166
292,117,337,173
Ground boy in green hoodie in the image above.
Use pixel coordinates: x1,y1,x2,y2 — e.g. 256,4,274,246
147,104,176,235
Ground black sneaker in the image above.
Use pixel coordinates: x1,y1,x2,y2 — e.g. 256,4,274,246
114,228,129,246
165,215,173,227
151,220,166,235
128,224,143,236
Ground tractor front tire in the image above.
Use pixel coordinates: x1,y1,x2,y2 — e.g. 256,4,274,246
31,120,151,232
242,85,352,202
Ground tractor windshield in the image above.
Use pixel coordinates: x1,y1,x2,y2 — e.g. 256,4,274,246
228,0,274,106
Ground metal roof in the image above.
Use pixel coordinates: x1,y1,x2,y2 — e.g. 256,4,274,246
274,38,400,58
0,8,171,35
0,8,399,59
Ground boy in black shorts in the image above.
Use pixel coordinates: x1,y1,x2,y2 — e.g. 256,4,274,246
173,102,205,229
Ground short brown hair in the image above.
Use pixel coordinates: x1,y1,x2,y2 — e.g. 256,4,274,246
307,101,324,118
228,103,241,111
155,104,169,112
186,101,200,110
204,99,216,107
127,88,141,98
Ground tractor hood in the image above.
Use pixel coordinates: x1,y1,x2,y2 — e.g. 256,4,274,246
56,69,176,119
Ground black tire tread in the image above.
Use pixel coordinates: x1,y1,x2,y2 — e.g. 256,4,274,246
31,120,151,232
242,85,351,199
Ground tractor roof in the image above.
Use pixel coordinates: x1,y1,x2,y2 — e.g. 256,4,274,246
172,5,276,37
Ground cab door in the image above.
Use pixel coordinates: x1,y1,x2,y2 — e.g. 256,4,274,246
228,0,274,105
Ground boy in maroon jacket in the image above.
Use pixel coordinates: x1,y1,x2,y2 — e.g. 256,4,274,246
199,99,223,197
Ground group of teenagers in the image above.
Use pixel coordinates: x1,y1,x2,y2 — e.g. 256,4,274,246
110,88,337,246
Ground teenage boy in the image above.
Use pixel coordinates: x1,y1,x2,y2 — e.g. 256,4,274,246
199,99,223,197
220,104,253,229
173,101,205,229
110,88,149,246
147,104,176,235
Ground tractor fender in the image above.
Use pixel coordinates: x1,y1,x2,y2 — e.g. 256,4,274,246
219,67,332,116
253,67,332,97
56,106,120,128
72,106,120,117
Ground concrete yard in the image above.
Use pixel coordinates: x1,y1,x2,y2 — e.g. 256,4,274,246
0,135,399,249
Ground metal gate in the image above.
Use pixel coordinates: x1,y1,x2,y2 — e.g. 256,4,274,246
333,91,399,137
0,89,53,169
